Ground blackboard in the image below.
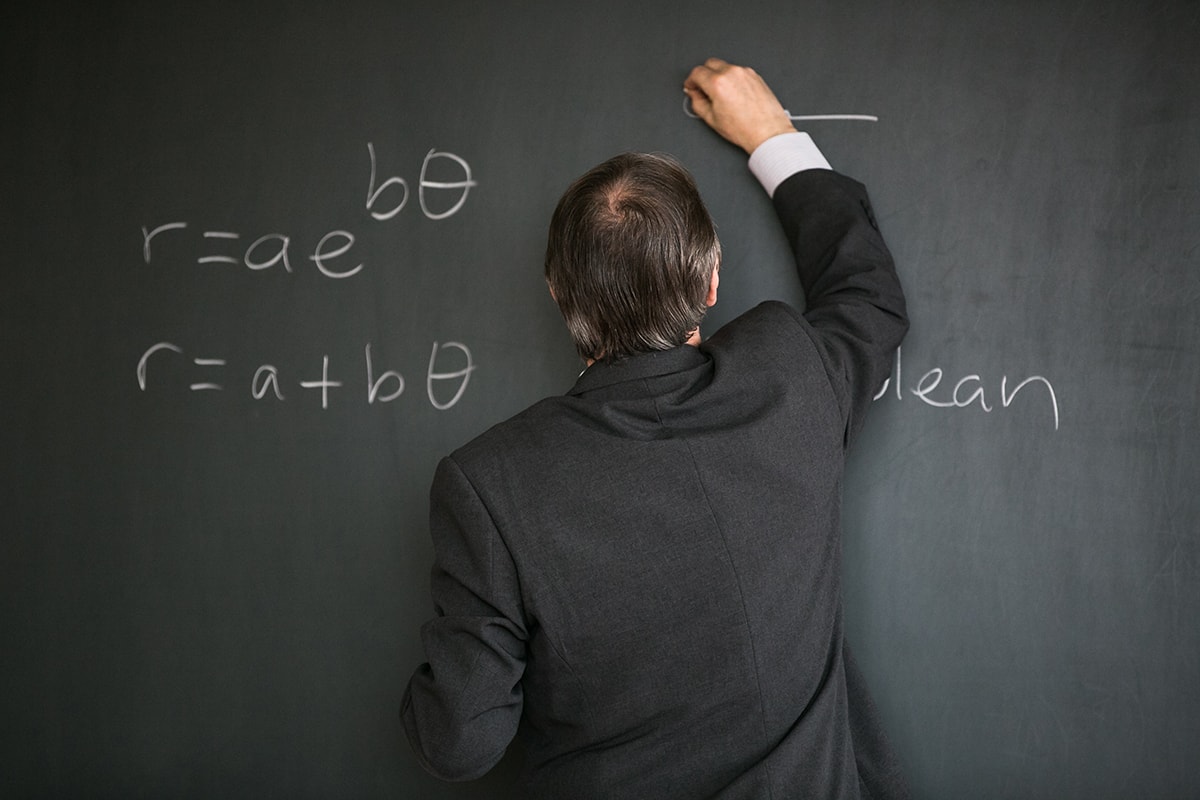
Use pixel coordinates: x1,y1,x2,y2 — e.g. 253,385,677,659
3,2,1198,797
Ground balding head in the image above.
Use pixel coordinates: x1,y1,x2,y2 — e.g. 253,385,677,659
544,152,721,362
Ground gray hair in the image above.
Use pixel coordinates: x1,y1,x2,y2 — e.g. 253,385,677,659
544,152,721,362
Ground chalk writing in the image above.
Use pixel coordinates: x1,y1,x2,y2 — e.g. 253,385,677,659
366,143,477,221
141,144,475,279
683,96,878,122
873,347,1060,430
426,341,475,410
137,341,474,410
133,141,479,414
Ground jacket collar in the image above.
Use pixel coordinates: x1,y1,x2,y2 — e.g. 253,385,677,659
568,345,710,396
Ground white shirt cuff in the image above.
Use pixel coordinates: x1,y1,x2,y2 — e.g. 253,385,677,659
747,131,832,197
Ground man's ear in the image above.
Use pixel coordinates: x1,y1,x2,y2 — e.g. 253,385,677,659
706,267,720,307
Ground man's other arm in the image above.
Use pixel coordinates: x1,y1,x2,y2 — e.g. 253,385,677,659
401,456,526,781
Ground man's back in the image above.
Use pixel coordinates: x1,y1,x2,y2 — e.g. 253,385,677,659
447,301,848,797
404,167,909,797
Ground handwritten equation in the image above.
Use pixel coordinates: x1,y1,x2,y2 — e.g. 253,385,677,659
136,144,477,411
140,145,475,279
137,341,474,410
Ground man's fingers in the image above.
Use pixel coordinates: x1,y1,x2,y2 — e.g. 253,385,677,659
685,59,762,108
685,57,729,86
683,86,712,122
683,60,730,125
683,64,714,97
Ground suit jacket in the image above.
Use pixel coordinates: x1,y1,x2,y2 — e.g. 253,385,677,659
402,168,910,799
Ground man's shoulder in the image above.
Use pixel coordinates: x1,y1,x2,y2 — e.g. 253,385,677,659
703,299,811,356
444,393,576,478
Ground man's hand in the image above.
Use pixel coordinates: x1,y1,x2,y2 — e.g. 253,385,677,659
683,58,796,154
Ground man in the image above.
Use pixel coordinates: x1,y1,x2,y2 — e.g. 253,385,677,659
401,58,910,798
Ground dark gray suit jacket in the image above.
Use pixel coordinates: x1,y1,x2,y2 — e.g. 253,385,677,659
402,168,910,798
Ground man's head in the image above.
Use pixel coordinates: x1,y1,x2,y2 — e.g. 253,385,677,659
545,152,721,363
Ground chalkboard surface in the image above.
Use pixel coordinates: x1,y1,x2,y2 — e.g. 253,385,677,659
3,2,1198,797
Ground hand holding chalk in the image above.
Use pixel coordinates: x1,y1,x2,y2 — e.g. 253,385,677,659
683,58,798,154
683,58,878,146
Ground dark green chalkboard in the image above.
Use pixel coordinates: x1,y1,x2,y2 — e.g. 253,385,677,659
3,2,1198,797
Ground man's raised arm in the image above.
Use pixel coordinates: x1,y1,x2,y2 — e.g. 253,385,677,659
686,58,908,446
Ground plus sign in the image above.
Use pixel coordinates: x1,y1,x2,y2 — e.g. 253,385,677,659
299,355,343,409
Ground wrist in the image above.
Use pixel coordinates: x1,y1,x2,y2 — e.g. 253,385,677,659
743,122,798,154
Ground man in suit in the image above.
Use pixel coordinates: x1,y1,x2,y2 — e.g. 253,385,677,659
401,58,910,798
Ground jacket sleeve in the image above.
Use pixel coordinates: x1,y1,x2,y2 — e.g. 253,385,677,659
400,455,527,781
772,168,909,447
